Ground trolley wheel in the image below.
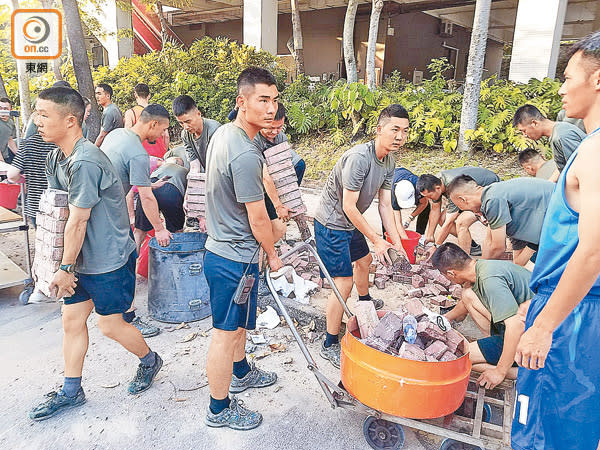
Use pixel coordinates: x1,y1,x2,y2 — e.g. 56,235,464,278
19,285,34,305
456,400,492,423
439,438,484,450
363,416,405,450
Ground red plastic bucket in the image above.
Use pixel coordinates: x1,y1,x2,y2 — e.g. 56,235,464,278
136,229,155,278
386,230,421,264
0,183,21,209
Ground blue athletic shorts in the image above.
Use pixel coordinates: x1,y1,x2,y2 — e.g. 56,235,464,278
314,220,370,278
512,287,600,450
476,334,518,367
203,250,259,331
63,251,137,316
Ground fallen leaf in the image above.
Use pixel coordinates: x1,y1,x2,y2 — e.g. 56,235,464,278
269,343,287,353
100,382,120,389
175,322,189,330
181,332,197,343
253,350,271,360
174,398,188,402
274,386,282,393
283,357,293,364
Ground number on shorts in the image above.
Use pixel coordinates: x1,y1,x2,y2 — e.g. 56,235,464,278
514,393,529,425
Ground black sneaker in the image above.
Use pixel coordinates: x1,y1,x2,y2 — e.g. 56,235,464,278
205,396,262,431
29,388,86,421
319,341,341,369
470,243,482,256
359,298,384,310
127,353,163,395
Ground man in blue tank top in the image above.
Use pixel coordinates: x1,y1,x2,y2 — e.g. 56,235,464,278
511,32,600,450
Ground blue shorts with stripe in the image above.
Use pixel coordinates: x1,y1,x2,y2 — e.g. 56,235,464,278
511,287,600,450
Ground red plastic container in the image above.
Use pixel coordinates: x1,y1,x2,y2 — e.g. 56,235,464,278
386,230,421,264
0,183,21,209
136,229,155,278
340,311,471,419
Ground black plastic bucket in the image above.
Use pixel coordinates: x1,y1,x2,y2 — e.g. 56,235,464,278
148,232,211,323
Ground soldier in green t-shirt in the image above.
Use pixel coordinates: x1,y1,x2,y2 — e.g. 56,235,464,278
432,243,533,389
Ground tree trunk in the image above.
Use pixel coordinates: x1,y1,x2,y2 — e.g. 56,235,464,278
366,0,384,90
458,0,492,154
11,0,32,124
343,0,359,83
62,0,101,142
52,58,63,81
0,73,7,98
290,0,305,75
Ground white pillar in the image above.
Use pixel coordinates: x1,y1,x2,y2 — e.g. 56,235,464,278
80,0,133,68
243,0,278,55
509,0,567,83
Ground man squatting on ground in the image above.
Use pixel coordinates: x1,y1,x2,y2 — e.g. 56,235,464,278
101,105,173,338
203,67,284,430
314,104,410,369
432,243,532,389
510,32,600,450
416,167,499,258
29,87,162,421
513,104,586,182
387,167,430,238
517,148,557,180
253,102,306,242
447,176,553,267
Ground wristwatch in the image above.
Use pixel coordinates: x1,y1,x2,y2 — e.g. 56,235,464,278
59,263,75,273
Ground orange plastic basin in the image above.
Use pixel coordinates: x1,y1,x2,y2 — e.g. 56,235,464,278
341,311,471,419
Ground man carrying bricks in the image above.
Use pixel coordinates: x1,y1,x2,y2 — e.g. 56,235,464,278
203,67,283,430
254,103,305,242
101,104,173,338
446,176,554,265
314,104,409,369
28,87,162,421
432,243,532,389
416,167,499,257
511,32,600,450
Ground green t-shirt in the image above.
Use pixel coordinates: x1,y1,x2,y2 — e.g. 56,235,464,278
315,141,395,231
205,123,265,263
556,109,586,133
439,166,500,213
101,128,151,195
0,118,16,160
101,103,124,134
254,131,302,166
151,162,188,197
536,160,557,180
472,259,533,325
45,138,135,274
481,178,554,245
181,118,221,170
549,121,586,171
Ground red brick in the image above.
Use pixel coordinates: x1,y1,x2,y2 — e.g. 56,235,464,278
265,150,292,165
263,141,291,157
439,351,457,362
411,274,425,288
272,174,299,188
434,273,452,288
444,329,464,353
406,288,423,298
186,186,205,195
424,340,449,360
41,189,68,207
450,284,463,299
355,301,380,339
405,298,424,317
397,342,426,361
280,190,302,203
374,277,386,289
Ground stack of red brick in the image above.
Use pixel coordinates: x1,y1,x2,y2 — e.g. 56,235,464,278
356,299,467,362
263,142,307,217
185,172,206,219
278,243,327,290
33,189,69,297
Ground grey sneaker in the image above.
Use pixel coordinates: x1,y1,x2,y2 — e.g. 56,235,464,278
29,388,86,421
359,298,384,310
230,362,277,393
131,316,160,338
127,353,163,395
470,243,482,257
320,341,341,369
205,396,263,431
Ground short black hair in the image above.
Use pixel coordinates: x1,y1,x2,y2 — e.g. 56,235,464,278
172,95,197,117
567,31,600,71
274,103,286,121
377,104,409,126
97,83,113,98
237,67,276,94
513,104,545,127
0,97,11,105
38,87,85,126
416,174,442,193
52,80,72,89
134,83,150,98
139,104,170,122
431,243,472,273
445,175,478,197
518,148,543,165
